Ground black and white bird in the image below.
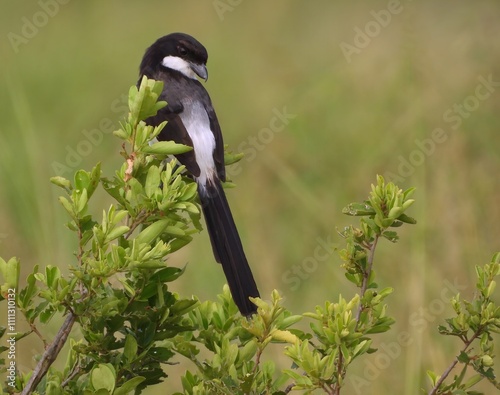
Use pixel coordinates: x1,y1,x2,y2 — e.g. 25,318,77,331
138,33,260,316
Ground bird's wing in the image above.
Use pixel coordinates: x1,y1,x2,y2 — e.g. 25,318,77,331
146,104,201,178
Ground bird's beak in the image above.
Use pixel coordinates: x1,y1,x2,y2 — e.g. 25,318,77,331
190,62,208,81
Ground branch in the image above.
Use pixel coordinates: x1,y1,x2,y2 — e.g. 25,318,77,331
355,235,379,325
428,329,482,395
29,322,47,348
333,346,344,395
21,313,77,395
125,209,149,239
61,361,81,388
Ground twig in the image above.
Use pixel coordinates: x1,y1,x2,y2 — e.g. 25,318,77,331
29,323,47,348
355,235,379,325
428,329,482,395
61,361,81,388
333,349,344,395
21,313,77,395
321,382,335,395
125,210,149,239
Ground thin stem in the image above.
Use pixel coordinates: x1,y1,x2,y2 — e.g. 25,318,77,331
21,313,77,395
125,210,149,239
355,235,380,325
251,346,263,377
22,220,85,393
77,227,85,298
333,348,344,395
29,322,47,348
428,329,482,395
61,362,81,388
321,382,335,395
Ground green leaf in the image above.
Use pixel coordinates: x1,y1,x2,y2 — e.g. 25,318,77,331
134,219,171,245
104,226,130,243
403,186,416,199
271,329,298,343
150,121,168,140
280,314,303,329
224,150,244,166
342,202,375,216
76,188,88,214
457,350,470,363
238,340,258,362
141,141,193,156
382,230,399,243
91,364,116,392
485,280,496,298
462,373,484,389
396,213,417,224
170,299,198,315
129,82,144,125
150,347,175,362
129,77,168,123
50,176,72,190
365,324,392,334
150,266,185,283
113,128,129,140
426,370,438,386
45,265,61,288
352,340,371,358
88,163,102,198
454,363,467,387
114,377,146,395
19,266,39,310
145,165,161,198
74,169,91,192
165,225,186,237
491,252,500,264
58,196,74,217
0,257,20,291
123,335,138,363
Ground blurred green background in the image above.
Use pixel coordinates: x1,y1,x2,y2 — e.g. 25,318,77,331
1,1,500,394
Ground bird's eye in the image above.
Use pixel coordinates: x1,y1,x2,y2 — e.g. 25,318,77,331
178,46,187,56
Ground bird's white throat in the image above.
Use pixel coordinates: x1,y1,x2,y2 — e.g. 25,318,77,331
162,56,197,80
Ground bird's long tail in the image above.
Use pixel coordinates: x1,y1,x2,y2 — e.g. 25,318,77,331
198,178,260,316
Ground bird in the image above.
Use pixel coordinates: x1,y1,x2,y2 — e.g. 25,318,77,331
138,33,260,316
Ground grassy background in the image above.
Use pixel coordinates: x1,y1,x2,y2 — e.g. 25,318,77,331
1,1,500,394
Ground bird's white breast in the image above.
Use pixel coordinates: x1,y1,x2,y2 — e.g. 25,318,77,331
179,101,216,187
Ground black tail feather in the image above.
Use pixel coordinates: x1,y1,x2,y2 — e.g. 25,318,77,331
198,179,260,316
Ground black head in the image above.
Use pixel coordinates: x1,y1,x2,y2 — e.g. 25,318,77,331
139,32,208,81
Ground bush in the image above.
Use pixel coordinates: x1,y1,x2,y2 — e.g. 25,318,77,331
0,78,498,395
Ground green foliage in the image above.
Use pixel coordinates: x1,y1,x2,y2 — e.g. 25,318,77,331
0,78,498,395
171,288,301,395
167,176,416,395
427,254,500,395
0,77,201,394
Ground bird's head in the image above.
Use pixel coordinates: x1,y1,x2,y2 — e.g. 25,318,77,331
140,32,208,81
